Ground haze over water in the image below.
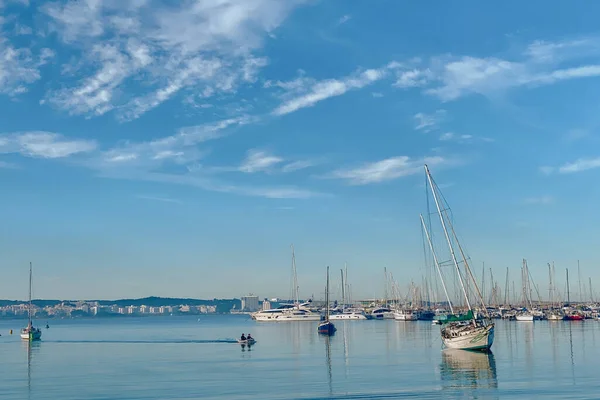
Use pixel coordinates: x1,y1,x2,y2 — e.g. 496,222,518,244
2,316,599,399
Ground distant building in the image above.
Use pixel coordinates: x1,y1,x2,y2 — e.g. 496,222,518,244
241,294,259,312
262,299,271,311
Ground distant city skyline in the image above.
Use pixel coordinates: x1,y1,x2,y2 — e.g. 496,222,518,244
2,1,600,300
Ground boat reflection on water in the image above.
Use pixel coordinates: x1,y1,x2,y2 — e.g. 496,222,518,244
22,340,40,400
440,349,498,398
320,334,333,396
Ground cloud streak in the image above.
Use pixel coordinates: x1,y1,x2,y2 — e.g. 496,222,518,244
327,155,448,185
0,131,97,158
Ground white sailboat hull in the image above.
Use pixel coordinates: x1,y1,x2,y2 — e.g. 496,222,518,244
548,314,563,321
329,313,367,320
442,323,494,351
20,328,42,341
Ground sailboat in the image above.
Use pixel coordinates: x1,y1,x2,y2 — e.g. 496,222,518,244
251,245,322,322
423,165,494,351
318,266,337,335
20,262,42,341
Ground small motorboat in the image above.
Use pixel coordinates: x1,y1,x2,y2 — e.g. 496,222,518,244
237,338,257,345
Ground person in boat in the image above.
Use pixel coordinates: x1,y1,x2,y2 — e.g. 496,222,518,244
240,333,246,341
247,334,252,341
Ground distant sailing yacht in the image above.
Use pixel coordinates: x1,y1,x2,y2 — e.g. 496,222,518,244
422,165,494,351
21,262,42,341
318,266,336,336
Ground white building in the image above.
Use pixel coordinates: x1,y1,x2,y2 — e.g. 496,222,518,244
241,295,259,312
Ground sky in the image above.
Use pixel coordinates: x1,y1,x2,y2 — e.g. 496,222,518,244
1,0,600,302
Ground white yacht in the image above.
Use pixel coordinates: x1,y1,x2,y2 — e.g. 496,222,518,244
252,304,322,321
251,245,322,322
370,307,394,320
330,307,367,320
394,309,418,321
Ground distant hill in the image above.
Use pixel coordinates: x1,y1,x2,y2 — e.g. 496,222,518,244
0,297,241,312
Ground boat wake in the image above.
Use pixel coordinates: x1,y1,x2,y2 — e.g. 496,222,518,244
46,339,240,344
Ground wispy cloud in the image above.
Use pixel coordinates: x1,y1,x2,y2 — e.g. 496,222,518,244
136,195,183,205
541,157,600,175
281,160,318,173
414,110,446,132
0,39,54,95
523,196,554,205
0,131,96,158
558,157,600,174
272,67,389,116
439,132,494,143
239,149,283,173
0,160,18,168
337,15,351,26
371,92,384,98
326,155,448,185
37,1,306,121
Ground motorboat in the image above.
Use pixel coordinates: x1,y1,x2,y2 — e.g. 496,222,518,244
394,309,418,321
237,338,257,345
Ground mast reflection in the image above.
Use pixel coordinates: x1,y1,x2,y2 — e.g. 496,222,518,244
440,350,498,398
323,335,333,396
22,340,40,400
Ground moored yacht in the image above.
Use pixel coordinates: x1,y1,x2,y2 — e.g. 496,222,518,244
370,307,394,320
394,309,417,321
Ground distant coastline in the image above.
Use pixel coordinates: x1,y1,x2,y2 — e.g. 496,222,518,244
0,296,246,320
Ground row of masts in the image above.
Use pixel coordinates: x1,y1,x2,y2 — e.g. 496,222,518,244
373,259,597,310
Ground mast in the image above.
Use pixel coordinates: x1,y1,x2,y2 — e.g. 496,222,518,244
291,244,299,306
589,277,594,303
325,266,330,321
548,263,553,306
383,267,388,307
28,262,33,326
578,260,582,303
482,263,486,304
340,268,345,311
420,213,454,313
504,267,509,306
424,164,472,312
566,268,570,304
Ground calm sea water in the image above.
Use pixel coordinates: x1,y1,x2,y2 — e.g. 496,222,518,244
1,316,599,399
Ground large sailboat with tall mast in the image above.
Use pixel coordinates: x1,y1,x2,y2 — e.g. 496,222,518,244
422,165,494,351
21,262,42,341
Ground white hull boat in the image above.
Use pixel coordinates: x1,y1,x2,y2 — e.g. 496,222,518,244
394,310,417,321
252,309,322,322
442,322,495,351
330,312,367,320
370,308,395,320
237,338,256,345
516,314,534,321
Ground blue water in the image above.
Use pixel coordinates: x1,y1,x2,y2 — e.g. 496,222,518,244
1,316,599,399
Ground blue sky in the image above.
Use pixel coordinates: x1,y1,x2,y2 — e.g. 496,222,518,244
1,0,600,301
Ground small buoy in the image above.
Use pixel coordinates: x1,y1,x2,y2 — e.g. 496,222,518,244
9,329,13,335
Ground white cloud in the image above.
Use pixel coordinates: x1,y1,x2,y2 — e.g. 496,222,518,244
439,132,454,141
558,157,600,174
0,131,96,158
272,66,391,116
40,0,306,120
414,110,446,132
371,92,384,98
0,160,18,168
523,196,554,205
0,38,54,95
281,160,317,173
136,194,183,205
239,149,283,173
426,39,600,101
327,155,447,185
394,68,432,88
337,15,351,25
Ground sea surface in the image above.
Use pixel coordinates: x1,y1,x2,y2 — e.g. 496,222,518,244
1,316,599,399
